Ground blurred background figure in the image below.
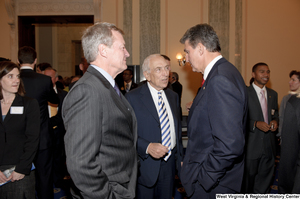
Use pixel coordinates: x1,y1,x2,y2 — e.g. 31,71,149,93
278,70,300,141
0,61,40,198
119,69,138,95
278,71,300,193
36,62,51,74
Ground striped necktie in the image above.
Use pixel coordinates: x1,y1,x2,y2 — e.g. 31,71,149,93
158,91,171,161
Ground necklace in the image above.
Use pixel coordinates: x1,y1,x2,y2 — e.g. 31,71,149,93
1,100,13,105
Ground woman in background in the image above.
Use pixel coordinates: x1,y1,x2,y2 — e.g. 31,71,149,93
0,61,40,198
278,75,300,193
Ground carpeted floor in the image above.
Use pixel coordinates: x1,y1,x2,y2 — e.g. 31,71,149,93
53,154,280,199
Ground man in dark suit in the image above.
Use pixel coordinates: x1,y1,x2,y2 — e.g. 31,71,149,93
243,62,279,193
18,46,59,199
169,72,183,119
179,24,248,198
119,69,138,95
44,67,68,188
62,22,138,199
125,54,183,199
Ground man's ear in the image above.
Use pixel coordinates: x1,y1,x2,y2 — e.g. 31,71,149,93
98,44,107,58
198,43,205,56
33,58,37,65
143,71,150,82
252,72,255,78
17,59,20,64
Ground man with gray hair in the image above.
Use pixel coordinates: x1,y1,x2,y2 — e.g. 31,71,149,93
125,54,183,199
179,24,248,198
62,22,138,199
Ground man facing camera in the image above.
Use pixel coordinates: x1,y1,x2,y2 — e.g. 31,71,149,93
125,54,183,199
62,22,138,199
243,62,279,193
179,24,248,199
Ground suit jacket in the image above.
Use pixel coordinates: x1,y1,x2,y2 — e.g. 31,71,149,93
278,95,300,193
62,66,138,199
120,81,138,95
171,81,182,104
181,58,248,196
245,85,279,159
20,69,59,150
50,88,68,130
125,83,183,187
0,94,40,174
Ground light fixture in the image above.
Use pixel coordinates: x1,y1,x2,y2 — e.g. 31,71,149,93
176,53,186,66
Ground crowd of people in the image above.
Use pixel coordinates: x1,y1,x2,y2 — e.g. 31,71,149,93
0,22,299,199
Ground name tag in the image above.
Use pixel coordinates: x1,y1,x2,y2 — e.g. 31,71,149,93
10,106,24,114
271,109,275,115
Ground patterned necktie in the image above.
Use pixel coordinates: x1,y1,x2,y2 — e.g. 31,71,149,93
260,90,268,123
114,83,121,98
126,83,130,92
158,91,171,161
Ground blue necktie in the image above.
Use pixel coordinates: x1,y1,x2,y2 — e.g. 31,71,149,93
158,92,171,161
114,84,121,98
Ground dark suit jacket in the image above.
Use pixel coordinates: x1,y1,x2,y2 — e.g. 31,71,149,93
0,94,40,174
278,95,300,193
181,58,248,196
245,85,279,159
20,69,59,150
120,81,138,95
171,81,182,105
63,66,138,199
125,83,183,187
50,88,68,129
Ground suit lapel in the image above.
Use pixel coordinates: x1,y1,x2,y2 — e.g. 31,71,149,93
87,67,134,130
140,84,160,123
165,89,179,136
248,85,265,121
266,88,272,123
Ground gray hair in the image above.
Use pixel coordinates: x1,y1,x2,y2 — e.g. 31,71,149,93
82,22,124,63
142,54,162,73
180,23,221,52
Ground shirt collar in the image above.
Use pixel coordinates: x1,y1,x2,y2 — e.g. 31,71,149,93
90,64,115,87
20,66,33,70
203,55,223,80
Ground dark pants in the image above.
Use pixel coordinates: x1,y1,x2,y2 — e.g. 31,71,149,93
190,182,236,199
243,154,275,193
35,148,54,199
137,152,175,199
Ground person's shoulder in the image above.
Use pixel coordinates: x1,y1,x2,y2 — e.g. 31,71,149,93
20,95,39,106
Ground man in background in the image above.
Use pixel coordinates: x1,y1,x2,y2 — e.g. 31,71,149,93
243,62,279,193
119,69,138,95
62,22,138,198
179,24,248,198
169,71,183,118
44,67,68,189
18,46,59,199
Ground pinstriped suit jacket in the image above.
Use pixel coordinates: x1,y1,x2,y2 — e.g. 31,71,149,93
63,66,138,199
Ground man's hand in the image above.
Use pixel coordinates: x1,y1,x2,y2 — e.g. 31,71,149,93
186,101,193,111
256,121,271,132
270,120,278,132
10,171,25,182
147,143,169,159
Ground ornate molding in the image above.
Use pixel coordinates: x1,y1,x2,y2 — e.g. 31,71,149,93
18,2,94,15
5,0,15,25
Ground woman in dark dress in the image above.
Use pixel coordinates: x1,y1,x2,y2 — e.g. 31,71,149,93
278,85,300,193
0,61,40,198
